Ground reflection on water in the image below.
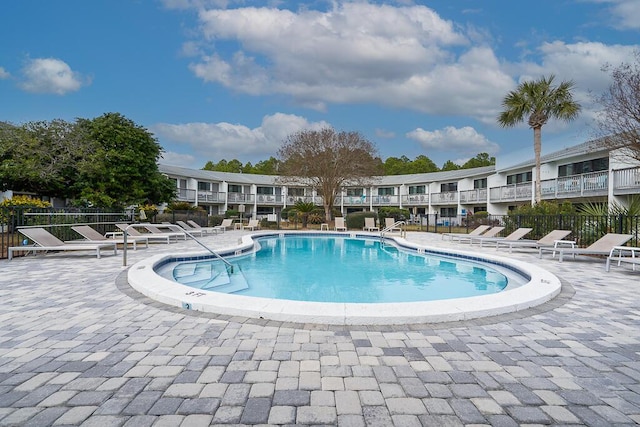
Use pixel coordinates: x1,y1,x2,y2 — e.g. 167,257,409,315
177,236,514,303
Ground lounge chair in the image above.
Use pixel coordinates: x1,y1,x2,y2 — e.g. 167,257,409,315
187,220,223,234
606,246,640,272
244,219,260,231
217,219,234,231
495,229,572,253
454,226,504,244
363,217,379,232
384,217,402,232
175,220,206,237
442,225,491,241
71,225,148,250
539,233,633,262
9,227,118,260
116,224,174,244
143,225,186,241
469,227,533,247
335,217,347,231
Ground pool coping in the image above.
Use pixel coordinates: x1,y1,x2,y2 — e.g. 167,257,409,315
127,231,562,325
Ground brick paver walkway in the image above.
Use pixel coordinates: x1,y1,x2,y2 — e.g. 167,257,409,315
1,230,639,426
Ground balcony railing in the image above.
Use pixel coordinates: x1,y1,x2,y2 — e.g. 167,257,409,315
197,192,226,203
613,167,640,195
401,194,429,205
541,171,608,199
489,183,532,202
227,193,255,203
286,196,323,205
176,188,196,202
430,191,458,205
256,194,284,205
336,196,367,206
459,189,487,204
371,195,399,206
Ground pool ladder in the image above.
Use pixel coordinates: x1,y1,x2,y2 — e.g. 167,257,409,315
380,221,406,245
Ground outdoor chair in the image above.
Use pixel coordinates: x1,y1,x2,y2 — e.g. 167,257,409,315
539,233,633,262
469,227,533,247
495,229,572,253
363,217,379,232
442,225,491,241
384,218,402,232
175,220,206,237
116,224,174,244
71,225,148,250
453,226,504,244
9,227,118,260
334,217,347,231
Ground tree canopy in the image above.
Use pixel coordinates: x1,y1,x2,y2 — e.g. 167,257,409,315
277,128,382,221
594,50,640,162
498,75,581,203
0,113,175,208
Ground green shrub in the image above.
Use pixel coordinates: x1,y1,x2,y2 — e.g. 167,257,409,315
208,215,224,226
377,207,410,224
346,211,377,229
165,201,204,212
225,209,239,218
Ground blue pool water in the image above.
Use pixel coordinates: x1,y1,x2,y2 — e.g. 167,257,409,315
158,235,523,303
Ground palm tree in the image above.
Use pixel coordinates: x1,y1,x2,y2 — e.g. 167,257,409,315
498,75,581,204
292,200,317,228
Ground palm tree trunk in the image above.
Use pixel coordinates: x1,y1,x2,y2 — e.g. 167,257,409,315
533,126,542,204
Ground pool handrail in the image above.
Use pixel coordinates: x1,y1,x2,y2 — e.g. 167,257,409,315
123,224,234,272
381,220,406,239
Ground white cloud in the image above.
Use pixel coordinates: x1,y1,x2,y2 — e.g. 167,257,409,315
159,151,197,168
19,58,87,95
607,0,640,30
375,129,395,139
152,113,331,166
181,2,638,127
0,67,9,79
406,126,499,155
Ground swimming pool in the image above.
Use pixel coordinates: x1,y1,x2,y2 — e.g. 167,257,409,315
128,231,562,325
155,235,524,303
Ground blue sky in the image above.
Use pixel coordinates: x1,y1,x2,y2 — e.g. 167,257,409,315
2,1,639,170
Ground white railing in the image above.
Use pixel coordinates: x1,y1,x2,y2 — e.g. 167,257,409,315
430,191,458,204
459,189,487,203
613,167,640,194
197,192,226,203
541,171,608,199
402,194,429,205
256,195,284,205
489,183,532,202
371,195,399,206
176,188,196,202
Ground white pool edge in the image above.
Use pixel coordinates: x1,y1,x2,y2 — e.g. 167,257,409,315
127,231,562,325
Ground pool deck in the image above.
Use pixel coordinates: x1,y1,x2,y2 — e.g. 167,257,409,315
1,230,639,426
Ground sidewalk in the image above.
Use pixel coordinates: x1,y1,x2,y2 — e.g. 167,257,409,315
1,230,639,426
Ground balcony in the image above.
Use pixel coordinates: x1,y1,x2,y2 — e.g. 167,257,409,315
541,171,608,199
613,167,640,195
256,194,284,205
175,188,196,202
489,183,532,203
197,192,226,203
228,192,255,203
286,196,323,205
430,191,458,205
337,196,367,206
371,195,399,206
459,189,487,204
401,194,429,205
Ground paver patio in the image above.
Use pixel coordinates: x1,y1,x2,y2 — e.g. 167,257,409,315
1,230,639,426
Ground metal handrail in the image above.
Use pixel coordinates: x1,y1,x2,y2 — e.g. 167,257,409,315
123,223,234,273
380,220,406,239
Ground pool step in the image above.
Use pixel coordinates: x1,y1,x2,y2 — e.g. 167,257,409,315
173,261,249,294
202,267,249,294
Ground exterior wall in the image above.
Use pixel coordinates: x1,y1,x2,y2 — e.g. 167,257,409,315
159,142,640,217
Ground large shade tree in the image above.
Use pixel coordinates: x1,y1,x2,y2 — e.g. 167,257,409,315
594,50,640,162
498,75,581,203
277,128,382,222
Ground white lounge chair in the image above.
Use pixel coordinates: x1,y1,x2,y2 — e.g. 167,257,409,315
384,218,402,232
175,220,206,237
71,225,148,250
187,220,223,234
9,227,118,260
606,246,640,272
335,217,347,231
143,225,187,241
469,227,533,247
217,219,234,231
495,229,572,253
539,233,633,262
454,226,504,244
116,224,174,244
244,219,260,231
363,217,379,232
442,225,491,241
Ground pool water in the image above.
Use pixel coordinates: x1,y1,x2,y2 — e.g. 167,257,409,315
158,235,522,303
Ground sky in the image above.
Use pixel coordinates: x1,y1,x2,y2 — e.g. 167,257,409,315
2,0,639,170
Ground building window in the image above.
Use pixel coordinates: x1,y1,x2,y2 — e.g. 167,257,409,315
506,172,532,185
288,188,305,197
378,187,394,196
197,181,210,191
346,188,363,196
228,184,242,193
473,178,487,189
440,207,456,217
558,157,609,177
440,182,457,192
257,186,274,195
409,185,426,194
